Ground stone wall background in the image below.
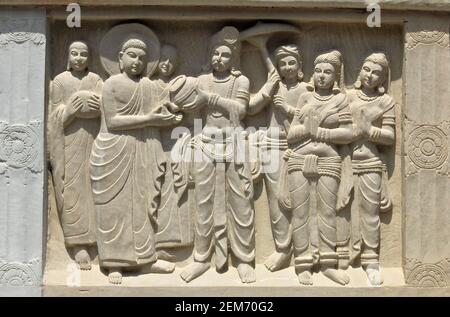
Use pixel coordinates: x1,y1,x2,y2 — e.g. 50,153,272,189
46,18,403,269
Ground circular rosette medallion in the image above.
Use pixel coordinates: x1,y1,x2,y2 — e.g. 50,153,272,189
0,263,38,286
408,126,448,170
0,124,39,169
409,31,447,46
406,263,448,287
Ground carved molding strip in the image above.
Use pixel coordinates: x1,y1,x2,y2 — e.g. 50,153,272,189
405,118,450,177
0,18,45,47
405,258,450,287
0,259,40,287
0,121,42,174
406,30,449,50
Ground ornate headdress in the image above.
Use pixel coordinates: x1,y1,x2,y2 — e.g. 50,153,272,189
274,44,303,81
354,52,390,94
206,26,241,75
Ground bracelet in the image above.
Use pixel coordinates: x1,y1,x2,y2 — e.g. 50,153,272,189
317,127,331,142
208,93,220,106
369,126,382,140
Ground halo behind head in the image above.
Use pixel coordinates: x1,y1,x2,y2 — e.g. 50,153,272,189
100,23,160,77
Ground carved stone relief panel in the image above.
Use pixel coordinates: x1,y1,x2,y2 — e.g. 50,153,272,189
46,17,403,288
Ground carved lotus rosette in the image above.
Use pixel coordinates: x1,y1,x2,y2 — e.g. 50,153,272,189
0,262,39,286
0,121,42,173
0,18,45,46
406,30,449,50
405,258,450,287
405,119,450,176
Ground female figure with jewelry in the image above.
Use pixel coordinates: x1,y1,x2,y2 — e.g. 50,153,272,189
346,52,396,286
279,50,353,285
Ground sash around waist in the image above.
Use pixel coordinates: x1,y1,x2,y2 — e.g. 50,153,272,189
351,157,383,174
283,149,342,179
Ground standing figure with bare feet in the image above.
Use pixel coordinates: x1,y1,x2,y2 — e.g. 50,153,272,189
179,26,256,284
247,42,309,272
49,41,103,271
280,50,353,285
346,52,395,286
91,25,182,284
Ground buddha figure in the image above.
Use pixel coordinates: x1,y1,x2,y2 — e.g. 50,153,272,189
90,38,181,284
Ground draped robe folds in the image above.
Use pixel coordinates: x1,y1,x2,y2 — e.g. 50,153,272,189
90,77,165,268
155,80,194,247
346,91,395,264
48,71,102,246
278,93,353,269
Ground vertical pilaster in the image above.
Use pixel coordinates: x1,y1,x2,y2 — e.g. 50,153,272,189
403,14,450,287
0,8,46,296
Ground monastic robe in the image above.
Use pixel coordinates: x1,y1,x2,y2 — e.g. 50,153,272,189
90,77,165,268
155,79,194,247
49,71,102,246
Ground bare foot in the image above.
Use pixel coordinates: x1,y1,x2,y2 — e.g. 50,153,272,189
237,263,256,284
73,246,91,271
297,270,313,285
365,264,384,286
264,251,291,272
147,259,175,273
108,268,122,285
322,268,350,286
180,262,209,283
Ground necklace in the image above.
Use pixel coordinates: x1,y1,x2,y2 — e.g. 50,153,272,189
313,91,333,102
356,89,379,102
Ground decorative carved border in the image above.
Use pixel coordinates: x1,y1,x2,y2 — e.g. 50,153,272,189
404,118,450,177
406,30,449,50
0,18,45,47
0,121,42,174
405,258,450,287
0,258,40,286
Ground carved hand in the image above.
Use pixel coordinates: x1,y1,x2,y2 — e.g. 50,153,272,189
164,100,181,113
195,88,210,107
355,108,372,138
87,94,101,111
67,95,85,115
264,69,280,96
273,95,285,109
148,104,183,125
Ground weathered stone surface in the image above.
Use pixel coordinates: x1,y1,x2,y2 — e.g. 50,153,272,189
0,8,46,296
0,1,448,296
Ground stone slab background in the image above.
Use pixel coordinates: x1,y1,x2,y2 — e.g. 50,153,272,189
45,18,403,273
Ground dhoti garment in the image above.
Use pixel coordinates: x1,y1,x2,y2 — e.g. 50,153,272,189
90,128,165,268
190,131,255,270
279,150,342,271
250,129,292,254
350,157,391,266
